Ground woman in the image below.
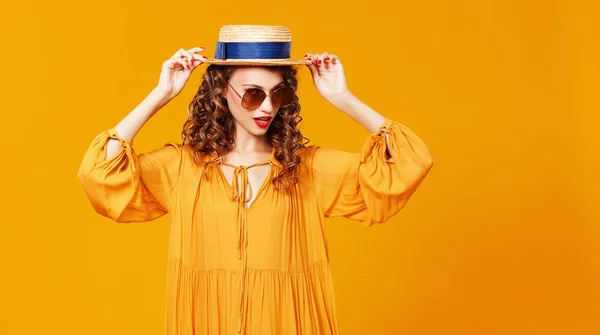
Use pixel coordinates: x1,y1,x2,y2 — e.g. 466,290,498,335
77,25,434,335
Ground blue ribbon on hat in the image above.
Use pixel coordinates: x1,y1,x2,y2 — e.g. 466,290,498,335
215,41,291,59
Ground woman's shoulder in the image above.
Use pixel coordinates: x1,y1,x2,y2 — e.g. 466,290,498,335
160,142,206,169
298,144,352,161
179,143,214,166
296,144,331,175
297,144,320,162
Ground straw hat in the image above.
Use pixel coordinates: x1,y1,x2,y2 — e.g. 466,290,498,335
204,25,307,66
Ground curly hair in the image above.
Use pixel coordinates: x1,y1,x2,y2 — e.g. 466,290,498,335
181,64,309,191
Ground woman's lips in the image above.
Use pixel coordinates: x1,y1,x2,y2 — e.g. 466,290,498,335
253,117,272,128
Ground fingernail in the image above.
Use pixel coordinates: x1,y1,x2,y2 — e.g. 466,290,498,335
304,54,308,58
318,60,322,65
325,57,330,61
307,57,312,61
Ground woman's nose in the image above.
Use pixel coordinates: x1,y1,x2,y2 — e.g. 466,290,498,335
259,95,276,112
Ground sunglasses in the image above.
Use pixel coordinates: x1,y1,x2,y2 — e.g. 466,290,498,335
227,82,295,110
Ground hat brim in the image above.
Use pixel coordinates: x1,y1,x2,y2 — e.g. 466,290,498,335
204,58,308,66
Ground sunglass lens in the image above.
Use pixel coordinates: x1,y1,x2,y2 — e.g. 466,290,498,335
273,87,294,108
242,88,266,109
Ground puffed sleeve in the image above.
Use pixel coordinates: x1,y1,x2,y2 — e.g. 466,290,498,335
311,118,434,226
76,127,182,223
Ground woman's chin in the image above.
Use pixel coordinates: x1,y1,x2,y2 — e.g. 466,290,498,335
242,124,269,137
251,128,269,136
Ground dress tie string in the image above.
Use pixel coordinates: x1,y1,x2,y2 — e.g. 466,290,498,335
219,160,271,334
195,149,280,334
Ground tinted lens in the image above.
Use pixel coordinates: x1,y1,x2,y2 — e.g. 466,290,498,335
241,88,266,109
272,86,295,108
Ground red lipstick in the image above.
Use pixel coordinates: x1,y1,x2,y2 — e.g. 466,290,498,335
253,116,272,128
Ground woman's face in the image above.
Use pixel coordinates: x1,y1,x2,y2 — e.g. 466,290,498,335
224,66,285,137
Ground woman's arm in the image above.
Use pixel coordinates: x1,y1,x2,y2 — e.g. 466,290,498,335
305,52,434,226
304,51,387,132
304,52,393,157
106,46,207,160
106,89,171,160
327,90,385,133
328,91,394,160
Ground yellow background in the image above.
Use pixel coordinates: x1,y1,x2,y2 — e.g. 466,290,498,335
1,0,598,334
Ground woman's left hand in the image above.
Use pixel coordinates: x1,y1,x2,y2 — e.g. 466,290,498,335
305,52,350,103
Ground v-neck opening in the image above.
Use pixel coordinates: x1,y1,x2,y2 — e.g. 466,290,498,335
216,162,273,210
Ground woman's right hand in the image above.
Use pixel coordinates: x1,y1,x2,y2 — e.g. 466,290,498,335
155,47,207,100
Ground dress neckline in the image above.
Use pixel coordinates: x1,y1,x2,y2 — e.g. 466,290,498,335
202,146,282,169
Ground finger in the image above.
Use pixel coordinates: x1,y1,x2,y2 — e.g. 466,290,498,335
324,54,340,70
171,48,188,59
188,46,205,54
316,52,329,68
173,48,193,69
191,55,208,67
323,54,332,70
180,49,195,69
305,54,319,78
303,53,311,65
308,53,320,65
176,58,188,70
307,62,319,79
164,58,186,70
191,53,207,65
190,47,206,66
304,55,315,74
170,48,191,69
327,54,339,65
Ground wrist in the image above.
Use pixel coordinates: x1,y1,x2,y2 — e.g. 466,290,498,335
149,88,175,106
326,89,355,109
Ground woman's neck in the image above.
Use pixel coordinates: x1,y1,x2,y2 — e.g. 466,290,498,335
231,127,271,154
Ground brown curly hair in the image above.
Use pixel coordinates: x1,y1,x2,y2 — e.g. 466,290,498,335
181,64,309,191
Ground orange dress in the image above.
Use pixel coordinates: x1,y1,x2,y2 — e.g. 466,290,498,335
77,118,434,335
